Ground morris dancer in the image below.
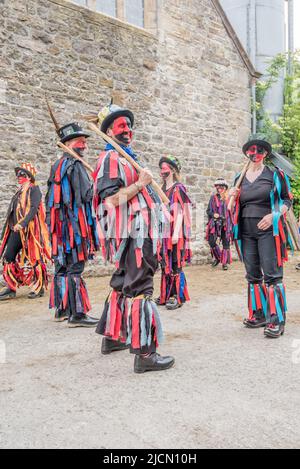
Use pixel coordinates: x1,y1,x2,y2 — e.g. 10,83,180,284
206,178,232,271
0,163,50,300
46,121,99,327
229,137,293,338
92,102,175,373
156,155,192,309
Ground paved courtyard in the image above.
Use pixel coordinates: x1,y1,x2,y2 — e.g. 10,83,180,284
1,261,300,449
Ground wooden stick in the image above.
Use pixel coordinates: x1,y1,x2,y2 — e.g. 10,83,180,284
87,122,169,205
57,141,94,174
227,159,251,212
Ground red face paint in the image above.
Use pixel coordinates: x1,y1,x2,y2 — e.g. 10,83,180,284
111,117,133,145
246,145,266,163
160,162,172,180
67,137,87,157
17,176,29,185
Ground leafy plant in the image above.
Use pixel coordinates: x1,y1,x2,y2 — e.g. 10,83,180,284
256,51,300,216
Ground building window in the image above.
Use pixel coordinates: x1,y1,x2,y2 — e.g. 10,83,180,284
95,0,117,17
68,0,156,33
125,0,144,28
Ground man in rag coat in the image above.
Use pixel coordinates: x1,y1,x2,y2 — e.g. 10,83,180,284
92,103,175,373
46,122,99,327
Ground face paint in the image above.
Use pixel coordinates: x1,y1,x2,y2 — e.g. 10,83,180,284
110,117,133,145
17,176,29,185
160,162,172,180
216,185,226,194
68,137,87,157
246,145,267,163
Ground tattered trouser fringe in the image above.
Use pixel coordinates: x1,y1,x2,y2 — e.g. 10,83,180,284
49,274,91,317
96,290,164,352
210,245,221,262
3,261,48,293
248,282,287,325
221,248,232,266
158,271,190,305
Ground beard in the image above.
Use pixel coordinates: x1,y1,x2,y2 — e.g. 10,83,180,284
115,133,132,145
73,148,85,158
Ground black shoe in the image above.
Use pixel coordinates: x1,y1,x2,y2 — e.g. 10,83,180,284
296,264,300,271
134,352,175,374
243,317,267,329
27,288,45,299
264,323,285,338
222,264,229,271
54,309,69,322
68,315,99,328
212,259,220,268
0,287,16,301
101,337,129,355
154,297,165,306
166,296,183,310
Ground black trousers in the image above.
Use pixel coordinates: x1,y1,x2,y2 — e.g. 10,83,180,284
3,231,22,263
241,218,283,285
110,237,158,297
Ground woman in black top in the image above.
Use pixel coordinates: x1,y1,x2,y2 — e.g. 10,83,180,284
229,138,293,338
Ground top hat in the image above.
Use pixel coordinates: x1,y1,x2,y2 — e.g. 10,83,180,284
58,122,90,144
97,103,134,134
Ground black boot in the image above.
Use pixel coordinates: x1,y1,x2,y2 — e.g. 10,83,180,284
154,297,165,306
0,287,16,301
264,323,285,338
101,337,130,355
134,352,175,374
27,288,45,299
222,264,229,271
166,296,183,310
211,259,220,268
243,317,267,328
68,315,99,328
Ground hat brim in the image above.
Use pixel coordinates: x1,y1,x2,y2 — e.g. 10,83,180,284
159,157,181,172
242,139,272,157
61,131,90,144
15,167,35,182
214,183,228,188
101,110,134,133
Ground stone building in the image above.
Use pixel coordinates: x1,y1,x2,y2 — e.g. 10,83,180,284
0,0,259,269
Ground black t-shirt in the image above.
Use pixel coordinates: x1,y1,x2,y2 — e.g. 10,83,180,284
240,166,291,218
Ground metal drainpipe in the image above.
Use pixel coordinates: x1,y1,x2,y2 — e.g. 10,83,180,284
249,0,257,134
287,0,294,75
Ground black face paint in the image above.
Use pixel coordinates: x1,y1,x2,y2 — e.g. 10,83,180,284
73,148,85,158
161,171,171,180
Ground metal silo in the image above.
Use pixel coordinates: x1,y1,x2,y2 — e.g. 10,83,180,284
220,0,287,123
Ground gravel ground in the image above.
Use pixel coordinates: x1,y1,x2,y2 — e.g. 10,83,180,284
1,261,300,449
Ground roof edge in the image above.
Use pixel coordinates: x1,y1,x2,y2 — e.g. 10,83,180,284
211,0,262,79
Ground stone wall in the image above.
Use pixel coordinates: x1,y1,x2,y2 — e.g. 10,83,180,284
0,0,251,272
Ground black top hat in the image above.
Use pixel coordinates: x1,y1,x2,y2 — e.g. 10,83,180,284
98,104,134,134
159,155,182,173
58,122,90,144
242,134,272,157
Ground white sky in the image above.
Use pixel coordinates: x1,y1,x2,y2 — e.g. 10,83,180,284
294,0,300,49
